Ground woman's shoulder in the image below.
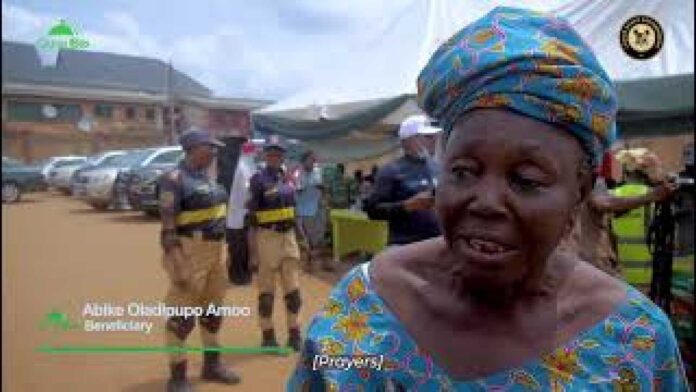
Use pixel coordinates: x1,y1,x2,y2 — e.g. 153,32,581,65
568,259,681,349
613,284,678,333
305,239,446,338
570,259,672,324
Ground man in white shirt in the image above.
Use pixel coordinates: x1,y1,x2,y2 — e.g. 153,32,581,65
226,141,257,285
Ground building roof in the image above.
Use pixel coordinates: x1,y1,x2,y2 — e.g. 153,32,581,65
2,41,211,98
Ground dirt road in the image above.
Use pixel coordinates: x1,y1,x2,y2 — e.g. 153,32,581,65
2,192,347,391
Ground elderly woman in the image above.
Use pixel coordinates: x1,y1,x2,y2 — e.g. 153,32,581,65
288,7,688,391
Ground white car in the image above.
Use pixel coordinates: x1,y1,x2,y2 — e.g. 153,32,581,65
38,156,87,180
81,146,182,210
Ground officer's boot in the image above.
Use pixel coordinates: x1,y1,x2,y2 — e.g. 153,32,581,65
167,360,194,392
261,328,279,347
288,327,303,352
201,352,241,385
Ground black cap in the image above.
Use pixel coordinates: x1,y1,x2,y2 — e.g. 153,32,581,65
178,128,224,150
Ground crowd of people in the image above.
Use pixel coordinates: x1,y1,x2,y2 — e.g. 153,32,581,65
155,6,692,391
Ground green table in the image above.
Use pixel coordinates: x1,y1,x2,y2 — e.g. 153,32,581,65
329,209,388,262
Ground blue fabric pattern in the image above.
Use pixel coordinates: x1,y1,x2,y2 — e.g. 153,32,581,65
288,263,689,391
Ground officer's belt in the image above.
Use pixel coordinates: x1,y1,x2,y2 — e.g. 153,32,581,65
176,204,227,226
256,207,295,224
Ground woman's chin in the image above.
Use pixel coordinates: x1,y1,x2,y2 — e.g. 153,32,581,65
449,241,527,289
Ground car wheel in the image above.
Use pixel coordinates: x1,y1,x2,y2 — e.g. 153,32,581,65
2,182,22,203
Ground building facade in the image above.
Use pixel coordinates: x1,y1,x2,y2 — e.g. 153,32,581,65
2,41,269,162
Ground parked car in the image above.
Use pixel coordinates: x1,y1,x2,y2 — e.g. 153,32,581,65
71,150,127,197
125,148,184,216
47,157,89,194
2,156,46,203
38,156,87,182
80,146,182,210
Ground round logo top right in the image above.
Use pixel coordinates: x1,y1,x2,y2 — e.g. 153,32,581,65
620,15,664,60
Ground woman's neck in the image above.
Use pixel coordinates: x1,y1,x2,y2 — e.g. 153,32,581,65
446,251,576,316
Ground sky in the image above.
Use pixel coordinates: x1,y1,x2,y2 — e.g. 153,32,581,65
2,0,424,100
6,0,684,104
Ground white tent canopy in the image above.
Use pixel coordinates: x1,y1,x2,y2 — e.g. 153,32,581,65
254,0,694,162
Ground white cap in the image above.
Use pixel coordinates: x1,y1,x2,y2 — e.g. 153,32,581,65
398,115,442,140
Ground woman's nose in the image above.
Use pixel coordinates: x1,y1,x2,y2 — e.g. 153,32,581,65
466,177,509,219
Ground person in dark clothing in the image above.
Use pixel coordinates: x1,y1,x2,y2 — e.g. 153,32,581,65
247,138,303,351
364,115,442,245
158,128,240,391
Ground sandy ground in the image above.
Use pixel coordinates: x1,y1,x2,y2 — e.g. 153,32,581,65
2,192,353,392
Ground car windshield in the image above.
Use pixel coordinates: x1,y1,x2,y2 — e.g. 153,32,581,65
109,149,155,167
149,150,184,165
54,158,86,168
95,153,126,167
36,158,54,166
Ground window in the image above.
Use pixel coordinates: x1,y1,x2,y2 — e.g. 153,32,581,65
149,150,183,165
7,102,42,121
145,108,155,121
54,158,87,168
7,101,82,122
125,106,136,120
55,104,82,121
97,154,125,166
115,149,154,167
94,104,113,118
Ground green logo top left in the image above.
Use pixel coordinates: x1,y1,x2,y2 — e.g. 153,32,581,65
36,19,90,51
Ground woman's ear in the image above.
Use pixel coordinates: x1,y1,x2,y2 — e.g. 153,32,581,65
563,199,583,239
565,159,593,238
578,171,593,203
575,154,594,204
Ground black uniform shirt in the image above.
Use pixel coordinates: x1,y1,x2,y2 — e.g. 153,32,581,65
159,161,228,235
248,166,296,231
364,155,441,245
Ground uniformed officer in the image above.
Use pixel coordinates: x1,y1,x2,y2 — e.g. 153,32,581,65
247,138,303,351
159,128,240,391
364,114,442,245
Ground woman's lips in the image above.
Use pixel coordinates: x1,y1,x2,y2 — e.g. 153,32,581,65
455,235,520,268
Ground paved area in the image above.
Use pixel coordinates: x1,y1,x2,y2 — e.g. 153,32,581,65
2,192,351,391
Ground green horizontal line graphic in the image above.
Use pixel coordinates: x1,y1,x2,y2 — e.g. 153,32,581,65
37,346,293,355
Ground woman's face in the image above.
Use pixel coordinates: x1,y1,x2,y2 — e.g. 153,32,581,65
436,109,587,290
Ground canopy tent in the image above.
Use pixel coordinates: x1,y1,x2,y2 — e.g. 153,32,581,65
253,0,694,162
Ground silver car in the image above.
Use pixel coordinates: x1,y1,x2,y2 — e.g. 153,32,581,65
71,151,127,197
47,157,88,193
81,146,182,210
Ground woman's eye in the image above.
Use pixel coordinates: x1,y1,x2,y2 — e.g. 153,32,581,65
451,165,475,181
510,173,544,192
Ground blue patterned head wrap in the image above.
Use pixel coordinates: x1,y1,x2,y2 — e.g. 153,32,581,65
417,7,618,165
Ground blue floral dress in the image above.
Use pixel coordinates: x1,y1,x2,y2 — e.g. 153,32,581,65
288,263,689,391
